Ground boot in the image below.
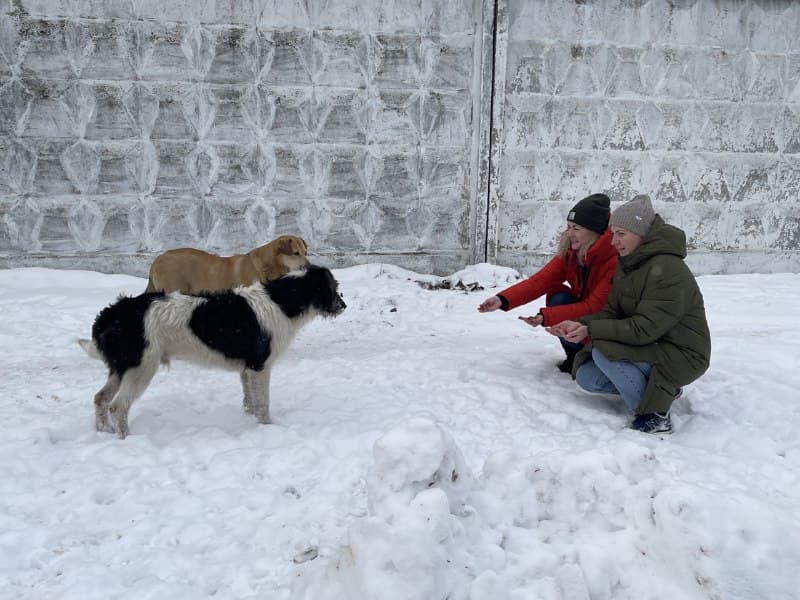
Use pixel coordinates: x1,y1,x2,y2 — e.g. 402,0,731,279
557,347,578,373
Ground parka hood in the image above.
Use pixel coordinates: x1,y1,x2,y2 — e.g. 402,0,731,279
619,215,687,272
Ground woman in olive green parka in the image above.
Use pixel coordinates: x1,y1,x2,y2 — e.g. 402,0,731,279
548,195,711,434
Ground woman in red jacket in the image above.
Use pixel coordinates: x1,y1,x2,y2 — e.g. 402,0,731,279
478,193,618,373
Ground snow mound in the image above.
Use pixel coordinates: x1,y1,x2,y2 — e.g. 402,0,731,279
297,418,506,600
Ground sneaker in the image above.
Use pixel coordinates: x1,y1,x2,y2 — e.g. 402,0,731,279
630,412,673,434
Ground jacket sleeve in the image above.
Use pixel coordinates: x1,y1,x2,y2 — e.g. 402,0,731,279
497,256,568,311
539,254,616,326
585,260,689,346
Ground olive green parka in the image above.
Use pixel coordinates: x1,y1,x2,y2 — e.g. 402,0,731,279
572,215,711,414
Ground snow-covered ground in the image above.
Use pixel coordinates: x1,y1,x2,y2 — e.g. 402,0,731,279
0,264,798,600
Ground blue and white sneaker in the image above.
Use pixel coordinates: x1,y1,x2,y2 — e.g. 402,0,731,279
630,412,673,434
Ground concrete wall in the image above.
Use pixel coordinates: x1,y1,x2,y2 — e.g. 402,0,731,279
1,0,798,276
0,0,488,275
488,0,800,275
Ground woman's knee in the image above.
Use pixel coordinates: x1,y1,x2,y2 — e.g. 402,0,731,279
575,363,592,391
575,360,604,392
592,346,651,378
590,346,608,364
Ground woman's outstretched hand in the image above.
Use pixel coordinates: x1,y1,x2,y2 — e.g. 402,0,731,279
518,314,544,327
546,320,588,342
477,296,502,312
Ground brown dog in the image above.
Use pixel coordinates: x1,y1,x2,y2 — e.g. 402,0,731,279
145,235,309,294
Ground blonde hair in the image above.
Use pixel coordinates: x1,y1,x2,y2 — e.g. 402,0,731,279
556,229,600,262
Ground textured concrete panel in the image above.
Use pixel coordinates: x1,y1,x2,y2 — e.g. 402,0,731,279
2,0,798,276
0,0,486,275
489,0,800,275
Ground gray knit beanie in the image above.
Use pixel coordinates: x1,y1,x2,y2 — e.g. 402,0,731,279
610,194,655,237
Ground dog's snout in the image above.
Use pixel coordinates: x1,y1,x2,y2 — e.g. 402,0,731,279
336,293,347,311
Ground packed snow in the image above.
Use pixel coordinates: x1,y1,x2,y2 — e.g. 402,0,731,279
0,264,798,600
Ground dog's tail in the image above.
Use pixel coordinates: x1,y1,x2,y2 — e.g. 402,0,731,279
78,338,101,359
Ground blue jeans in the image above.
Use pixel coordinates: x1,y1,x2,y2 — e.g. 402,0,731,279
547,291,583,354
575,347,652,411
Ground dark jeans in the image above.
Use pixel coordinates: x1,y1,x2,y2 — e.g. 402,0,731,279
546,291,583,354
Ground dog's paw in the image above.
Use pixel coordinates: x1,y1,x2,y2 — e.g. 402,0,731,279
95,422,116,434
253,410,271,425
108,406,130,439
95,412,115,434
109,417,128,439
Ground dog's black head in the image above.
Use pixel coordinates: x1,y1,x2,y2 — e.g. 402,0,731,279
265,265,346,319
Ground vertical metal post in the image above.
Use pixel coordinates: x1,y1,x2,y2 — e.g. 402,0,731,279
474,0,507,265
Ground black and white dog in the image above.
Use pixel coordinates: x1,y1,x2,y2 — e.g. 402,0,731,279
79,265,346,439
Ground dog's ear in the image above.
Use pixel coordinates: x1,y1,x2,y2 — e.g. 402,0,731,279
291,237,307,255
277,237,293,254
280,236,308,256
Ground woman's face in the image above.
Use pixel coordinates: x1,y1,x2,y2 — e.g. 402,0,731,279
565,222,599,251
611,226,644,256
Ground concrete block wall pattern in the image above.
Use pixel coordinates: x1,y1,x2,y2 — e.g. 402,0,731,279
1,0,798,276
0,0,485,275
488,0,800,275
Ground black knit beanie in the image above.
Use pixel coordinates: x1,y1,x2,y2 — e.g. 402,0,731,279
567,193,611,234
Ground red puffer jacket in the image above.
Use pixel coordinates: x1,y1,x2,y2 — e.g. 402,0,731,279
498,230,617,327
